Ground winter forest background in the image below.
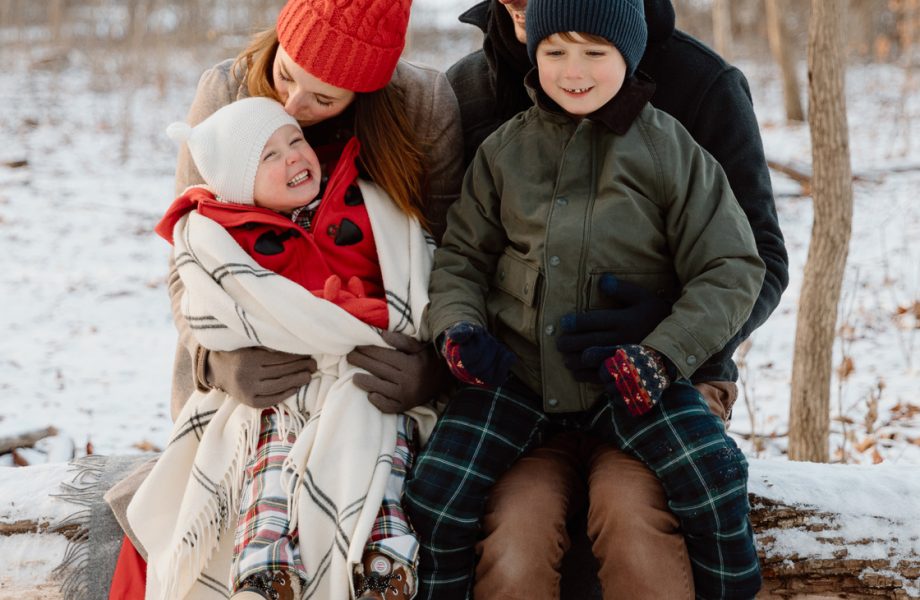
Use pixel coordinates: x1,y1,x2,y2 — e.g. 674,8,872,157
0,1,918,471
0,0,919,597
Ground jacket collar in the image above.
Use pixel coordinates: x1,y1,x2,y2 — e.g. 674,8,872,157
524,69,656,135
458,1,489,30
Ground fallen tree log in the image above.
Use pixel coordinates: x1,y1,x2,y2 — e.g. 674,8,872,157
749,459,919,598
1,458,918,599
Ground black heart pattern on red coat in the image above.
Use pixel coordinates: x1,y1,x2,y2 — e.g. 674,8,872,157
254,229,301,255
333,218,363,246
343,186,364,206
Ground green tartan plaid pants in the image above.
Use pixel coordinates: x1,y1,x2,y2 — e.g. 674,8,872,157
404,377,760,600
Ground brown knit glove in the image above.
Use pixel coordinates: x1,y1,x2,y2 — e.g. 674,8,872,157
197,345,317,409
346,330,446,413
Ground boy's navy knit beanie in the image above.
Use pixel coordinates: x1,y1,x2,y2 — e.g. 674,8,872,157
526,0,648,76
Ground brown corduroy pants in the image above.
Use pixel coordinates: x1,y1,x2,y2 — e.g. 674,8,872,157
473,382,737,600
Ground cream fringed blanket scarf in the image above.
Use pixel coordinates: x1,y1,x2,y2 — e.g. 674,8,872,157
127,181,438,600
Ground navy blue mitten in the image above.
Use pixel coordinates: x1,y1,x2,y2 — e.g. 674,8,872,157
556,274,672,383
441,322,517,387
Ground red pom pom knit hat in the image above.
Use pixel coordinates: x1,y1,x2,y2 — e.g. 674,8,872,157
276,0,412,93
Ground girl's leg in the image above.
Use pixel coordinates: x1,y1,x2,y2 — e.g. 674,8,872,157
404,378,549,600
354,414,419,600
232,410,306,599
590,381,761,600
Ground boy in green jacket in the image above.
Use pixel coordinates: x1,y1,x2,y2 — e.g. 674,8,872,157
405,0,764,598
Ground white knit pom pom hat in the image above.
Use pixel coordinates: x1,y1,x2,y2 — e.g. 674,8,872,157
166,97,300,204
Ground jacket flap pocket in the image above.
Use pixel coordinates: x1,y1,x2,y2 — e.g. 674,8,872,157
494,252,541,306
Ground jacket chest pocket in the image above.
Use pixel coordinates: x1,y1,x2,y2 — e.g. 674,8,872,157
586,270,680,311
487,251,542,345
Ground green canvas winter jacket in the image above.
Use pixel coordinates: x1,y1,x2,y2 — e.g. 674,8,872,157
427,75,764,413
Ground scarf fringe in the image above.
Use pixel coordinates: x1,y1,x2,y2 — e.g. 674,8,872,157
159,401,308,599
50,454,108,600
159,407,259,599
278,403,313,533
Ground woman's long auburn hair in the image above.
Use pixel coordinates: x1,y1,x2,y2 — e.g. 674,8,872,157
233,28,429,229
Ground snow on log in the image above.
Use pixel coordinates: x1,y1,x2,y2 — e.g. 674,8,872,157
1,458,918,599
0,462,76,599
749,459,920,598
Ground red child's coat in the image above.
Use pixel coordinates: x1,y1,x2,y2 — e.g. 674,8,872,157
155,137,388,329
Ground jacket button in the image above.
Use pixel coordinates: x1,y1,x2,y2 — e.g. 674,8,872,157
687,355,697,365
545,324,555,335
498,270,506,281
549,256,560,267
556,197,568,206
548,398,559,407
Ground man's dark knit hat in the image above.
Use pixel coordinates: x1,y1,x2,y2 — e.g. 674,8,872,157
525,0,648,76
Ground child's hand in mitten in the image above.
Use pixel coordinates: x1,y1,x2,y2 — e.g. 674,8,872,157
592,344,674,416
441,322,516,387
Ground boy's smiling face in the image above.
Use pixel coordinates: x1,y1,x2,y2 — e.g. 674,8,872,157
536,32,628,117
253,124,321,214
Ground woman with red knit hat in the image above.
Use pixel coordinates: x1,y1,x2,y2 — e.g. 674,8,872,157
106,1,463,599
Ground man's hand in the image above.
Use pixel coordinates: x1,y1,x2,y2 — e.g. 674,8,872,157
203,346,316,409
556,275,672,382
441,322,516,387
347,330,445,413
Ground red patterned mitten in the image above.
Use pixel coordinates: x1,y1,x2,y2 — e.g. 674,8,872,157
601,345,673,416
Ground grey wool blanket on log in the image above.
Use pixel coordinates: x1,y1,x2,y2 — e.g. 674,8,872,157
53,453,154,600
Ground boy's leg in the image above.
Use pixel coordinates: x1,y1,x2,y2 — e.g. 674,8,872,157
589,381,761,600
404,379,548,600
582,381,737,599
474,431,588,600
355,414,419,600
586,446,693,600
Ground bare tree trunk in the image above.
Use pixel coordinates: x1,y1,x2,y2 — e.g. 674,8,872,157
766,0,805,122
712,0,733,58
896,0,918,154
788,0,854,463
48,0,65,44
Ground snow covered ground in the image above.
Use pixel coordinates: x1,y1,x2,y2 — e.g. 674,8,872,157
0,11,918,469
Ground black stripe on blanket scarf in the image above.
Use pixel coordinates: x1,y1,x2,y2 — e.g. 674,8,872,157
191,463,220,496
185,315,227,331
299,467,358,555
234,303,262,345
302,545,335,599
211,263,277,283
197,572,231,597
293,469,361,599
169,408,217,445
385,290,413,333
295,451,396,599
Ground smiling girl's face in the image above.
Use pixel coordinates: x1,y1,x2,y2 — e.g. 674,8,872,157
252,124,321,213
272,45,356,126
